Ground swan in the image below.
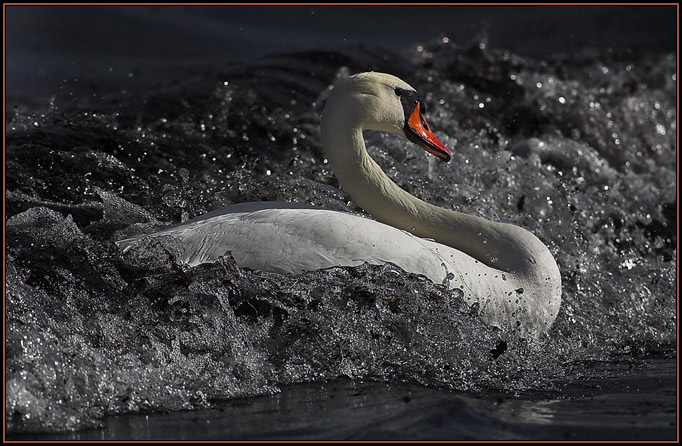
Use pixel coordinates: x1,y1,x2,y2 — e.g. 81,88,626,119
118,72,561,337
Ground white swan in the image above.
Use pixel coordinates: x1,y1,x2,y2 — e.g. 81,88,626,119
118,72,561,336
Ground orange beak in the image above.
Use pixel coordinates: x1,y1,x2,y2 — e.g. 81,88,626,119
405,104,451,162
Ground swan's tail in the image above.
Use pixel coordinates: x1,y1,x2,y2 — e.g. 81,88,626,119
116,236,143,254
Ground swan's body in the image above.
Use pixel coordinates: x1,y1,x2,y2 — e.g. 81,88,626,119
118,72,561,336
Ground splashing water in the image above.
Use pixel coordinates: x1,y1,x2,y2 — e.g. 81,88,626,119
6,33,676,435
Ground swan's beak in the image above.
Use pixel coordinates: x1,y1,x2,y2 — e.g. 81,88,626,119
405,104,451,162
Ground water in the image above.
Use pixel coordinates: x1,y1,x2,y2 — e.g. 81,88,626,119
5,5,677,440
6,359,678,440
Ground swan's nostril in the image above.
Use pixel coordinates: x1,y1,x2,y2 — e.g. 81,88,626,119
420,113,430,131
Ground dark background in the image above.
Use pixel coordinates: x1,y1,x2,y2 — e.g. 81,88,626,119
5,5,677,106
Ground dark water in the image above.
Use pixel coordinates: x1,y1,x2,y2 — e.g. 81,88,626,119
5,5,678,441
7,359,678,441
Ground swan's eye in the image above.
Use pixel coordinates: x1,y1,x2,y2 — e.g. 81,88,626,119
395,87,403,97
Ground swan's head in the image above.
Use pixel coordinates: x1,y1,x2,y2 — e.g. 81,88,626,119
322,72,451,161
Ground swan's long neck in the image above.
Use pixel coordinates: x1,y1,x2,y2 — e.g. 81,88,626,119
321,112,560,286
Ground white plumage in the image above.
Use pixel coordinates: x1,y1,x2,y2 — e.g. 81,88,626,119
118,72,562,337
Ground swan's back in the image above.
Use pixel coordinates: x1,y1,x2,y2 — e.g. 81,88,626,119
118,204,461,279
